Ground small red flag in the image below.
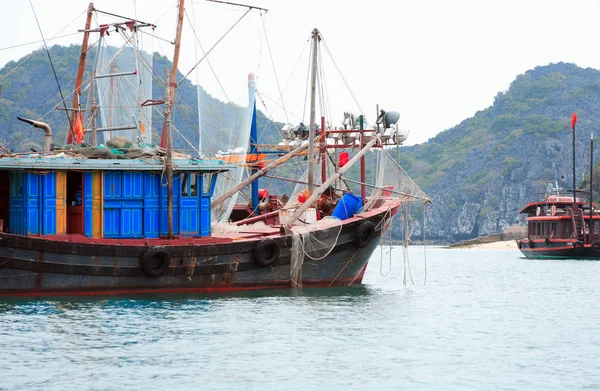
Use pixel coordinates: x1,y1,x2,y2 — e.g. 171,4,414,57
74,112,84,144
571,112,578,130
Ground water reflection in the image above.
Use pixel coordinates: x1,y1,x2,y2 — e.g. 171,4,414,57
0,285,373,314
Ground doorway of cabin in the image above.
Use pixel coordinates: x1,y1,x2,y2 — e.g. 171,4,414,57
0,171,9,233
66,171,84,234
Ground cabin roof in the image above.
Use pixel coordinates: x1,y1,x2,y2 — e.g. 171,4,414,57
518,200,585,214
0,156,232,172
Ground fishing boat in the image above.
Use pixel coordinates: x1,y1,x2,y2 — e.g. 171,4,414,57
517,113,600,259
0,1,428,296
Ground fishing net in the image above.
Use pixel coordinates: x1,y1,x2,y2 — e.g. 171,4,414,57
206,88,255,224
363,148,428,211
95,44,153,145
289,216,343,287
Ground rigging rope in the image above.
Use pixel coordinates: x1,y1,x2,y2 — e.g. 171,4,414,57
321,39,366,117
28,0,74,141
302,41,312,122
178,9,251,86
260,14,289,125
423,202,428,284
0,32,81,52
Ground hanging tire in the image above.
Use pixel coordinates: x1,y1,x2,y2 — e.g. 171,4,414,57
140,247,171,278
573,241,584,251
518,241,523,249
354,221,375,248
545,237,551,247
253,239,280,267
529,240,535,249
592,242,600,252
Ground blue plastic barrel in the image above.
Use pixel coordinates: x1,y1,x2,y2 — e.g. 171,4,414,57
331,193,363,220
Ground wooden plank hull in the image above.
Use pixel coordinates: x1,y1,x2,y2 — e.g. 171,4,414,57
0,210,391,296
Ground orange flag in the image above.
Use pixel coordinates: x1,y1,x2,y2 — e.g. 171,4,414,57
74,112,84,144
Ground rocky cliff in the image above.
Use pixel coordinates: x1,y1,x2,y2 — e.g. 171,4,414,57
401,62,600,242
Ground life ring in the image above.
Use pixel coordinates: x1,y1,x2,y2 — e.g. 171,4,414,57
253,238,280,267
140,247,171,278
573,241,584,251
529,240,535,249
545,237,551,247
592,242,600,252
354,221,375,248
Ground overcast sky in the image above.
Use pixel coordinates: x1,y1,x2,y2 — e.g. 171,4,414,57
2,0,600,145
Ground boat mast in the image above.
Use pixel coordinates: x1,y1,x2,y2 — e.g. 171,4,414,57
66,3,94,144
307,28,320,196
572,113,577,202
590,133,594,243
165,0,186,239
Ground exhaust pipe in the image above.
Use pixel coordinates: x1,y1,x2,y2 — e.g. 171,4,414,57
17,117,53,152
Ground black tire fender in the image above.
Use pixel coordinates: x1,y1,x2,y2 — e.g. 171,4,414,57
518,241,523,249
574,241,584,250
592,242,600,252
529,240,535,249
354,221,375,248
253,238,280,267
545,237,551,247
140,247,171,278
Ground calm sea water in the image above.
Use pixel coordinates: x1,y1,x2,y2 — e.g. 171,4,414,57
2,246,600,390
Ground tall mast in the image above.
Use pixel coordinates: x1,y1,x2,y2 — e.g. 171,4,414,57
66,3,94,144
307,28,320,196
164,69,174,239
589,133,594,244
161,0,186,148
165,0,186,239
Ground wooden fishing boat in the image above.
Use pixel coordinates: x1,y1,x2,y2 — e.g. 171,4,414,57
517,113,600,259
0,2,426,296
516,194,600,259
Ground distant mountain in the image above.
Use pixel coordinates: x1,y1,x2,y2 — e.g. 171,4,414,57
400,62,600,241
2,46,599,243
0,45,280,153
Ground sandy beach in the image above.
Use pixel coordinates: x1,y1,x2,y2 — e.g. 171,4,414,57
449,240,518,250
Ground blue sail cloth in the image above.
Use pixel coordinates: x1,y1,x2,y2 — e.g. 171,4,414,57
331,193,363,220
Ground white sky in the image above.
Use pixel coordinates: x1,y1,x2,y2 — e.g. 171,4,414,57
1,0,600,145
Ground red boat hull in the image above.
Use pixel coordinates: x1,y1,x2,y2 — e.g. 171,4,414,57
0,205,396,297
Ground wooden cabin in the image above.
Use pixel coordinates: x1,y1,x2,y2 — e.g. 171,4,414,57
0,157,228,238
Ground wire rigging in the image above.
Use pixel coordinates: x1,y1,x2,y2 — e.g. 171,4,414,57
260,14,289,125
28,0,75,141
321,38,366,118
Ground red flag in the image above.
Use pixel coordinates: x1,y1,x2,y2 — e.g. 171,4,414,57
74,112,84,144
571,112,578,130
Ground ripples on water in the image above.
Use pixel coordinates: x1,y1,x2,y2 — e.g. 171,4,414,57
2,247,600,390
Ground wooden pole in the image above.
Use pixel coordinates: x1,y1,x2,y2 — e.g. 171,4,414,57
321,116,326,184
283,134,381,233
161,0,186,148
307,28,319,196
67,3,94,144
360,115,366,200
573,120,576,202
164,68,174,239
163,0,186,238
590,133,594,243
